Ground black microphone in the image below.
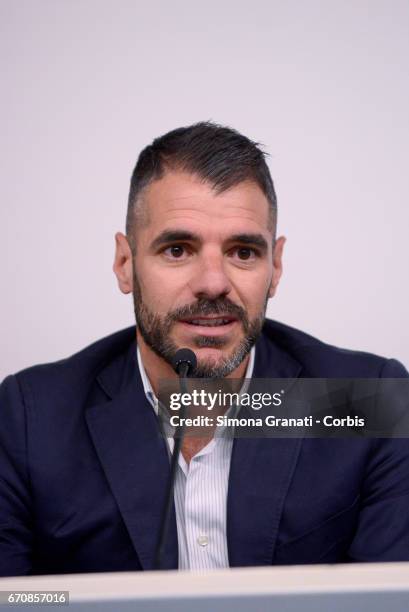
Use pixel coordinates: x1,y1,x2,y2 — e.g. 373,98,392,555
153,348,197,570
171,348,197,380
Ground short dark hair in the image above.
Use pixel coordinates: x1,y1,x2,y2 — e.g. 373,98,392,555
126,121,277,242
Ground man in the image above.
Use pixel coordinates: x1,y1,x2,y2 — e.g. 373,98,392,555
1,122,408,576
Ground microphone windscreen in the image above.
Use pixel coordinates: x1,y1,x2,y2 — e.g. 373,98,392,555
171,348,197,375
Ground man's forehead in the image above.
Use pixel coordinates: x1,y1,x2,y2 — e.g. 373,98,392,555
141,170,271,227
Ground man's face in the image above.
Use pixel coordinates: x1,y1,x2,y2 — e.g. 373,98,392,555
114,170,285,377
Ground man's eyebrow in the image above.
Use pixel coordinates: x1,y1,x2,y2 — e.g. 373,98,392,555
228,234,269,252
150,230,201,250
150,230,269,253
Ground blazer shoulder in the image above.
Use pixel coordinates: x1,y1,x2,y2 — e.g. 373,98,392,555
262,319,408,377
7,326,137,395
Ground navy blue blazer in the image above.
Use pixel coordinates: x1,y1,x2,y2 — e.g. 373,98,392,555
1,319,409,576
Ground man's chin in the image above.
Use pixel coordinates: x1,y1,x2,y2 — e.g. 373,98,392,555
169,337,248,378
170,333,237,359
193,346,229,365
171,341,232,368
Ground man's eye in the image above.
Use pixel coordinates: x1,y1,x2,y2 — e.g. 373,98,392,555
164,245,186,258
234,247,256,261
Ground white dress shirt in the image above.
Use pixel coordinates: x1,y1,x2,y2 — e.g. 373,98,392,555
136,345,255,570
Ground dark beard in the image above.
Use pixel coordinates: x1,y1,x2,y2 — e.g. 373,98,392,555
132,267,267,378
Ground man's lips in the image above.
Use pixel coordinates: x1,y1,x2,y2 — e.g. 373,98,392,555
177,316,239,335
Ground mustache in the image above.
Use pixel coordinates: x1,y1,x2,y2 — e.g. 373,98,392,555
166,298,248,324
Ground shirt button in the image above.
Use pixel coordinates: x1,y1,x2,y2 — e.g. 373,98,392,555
197,535,209,547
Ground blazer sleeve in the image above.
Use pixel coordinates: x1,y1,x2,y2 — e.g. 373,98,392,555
347,358,409,561
0,375,34,576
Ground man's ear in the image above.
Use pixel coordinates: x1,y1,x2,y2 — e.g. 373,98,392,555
113,232,133,294
268,236,286,298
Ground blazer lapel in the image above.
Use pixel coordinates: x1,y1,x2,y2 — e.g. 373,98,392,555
85,343,178,570
227,332,304,567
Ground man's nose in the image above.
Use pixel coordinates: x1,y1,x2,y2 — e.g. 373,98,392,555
189,252,233,300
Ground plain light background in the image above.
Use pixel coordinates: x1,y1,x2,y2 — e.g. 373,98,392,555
1,0,408,380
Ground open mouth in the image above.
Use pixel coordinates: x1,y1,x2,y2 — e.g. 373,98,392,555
179,316,238,328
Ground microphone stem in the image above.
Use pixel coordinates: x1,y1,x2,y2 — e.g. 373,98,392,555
153,366,189,570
